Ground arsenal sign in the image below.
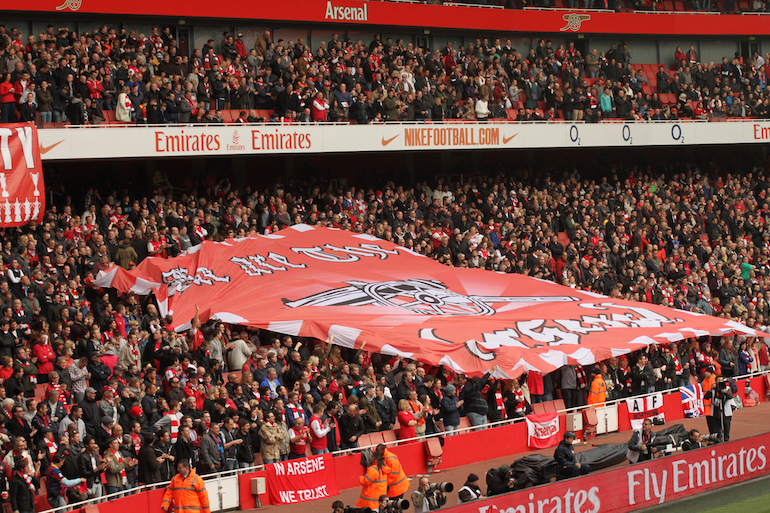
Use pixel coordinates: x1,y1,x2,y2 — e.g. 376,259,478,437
0,123,45,227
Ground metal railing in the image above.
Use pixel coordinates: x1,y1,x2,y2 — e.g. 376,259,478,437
40,117,740,130
38,369,769,512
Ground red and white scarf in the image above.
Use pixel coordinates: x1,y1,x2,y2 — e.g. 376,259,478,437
130,433,142,453
166,412,179,443
495,390,507,419
44,437,58,455
130,344,140,364
110,449,127,485
15,471,34,490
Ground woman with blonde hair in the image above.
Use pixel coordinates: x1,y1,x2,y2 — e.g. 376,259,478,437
395,399,417,440
116,86,133,122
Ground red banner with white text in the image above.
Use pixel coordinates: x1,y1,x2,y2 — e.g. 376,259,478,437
449,431,770,513
526,411,561,449
91,225,769,378
265,454,339,505
0,123,45,227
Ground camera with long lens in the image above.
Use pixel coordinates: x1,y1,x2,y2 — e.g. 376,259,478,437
700,433,722,443
716,381,728,391
428,482,454,493
381,499,410,513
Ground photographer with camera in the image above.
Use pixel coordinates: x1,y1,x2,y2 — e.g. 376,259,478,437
627,418,657,463
682,429,705,451
704,375,734,442
485,465,515,496
411,476,450,512
457,473,485,504
379,494,410,513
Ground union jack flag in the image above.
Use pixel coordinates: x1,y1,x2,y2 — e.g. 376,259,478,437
680,384,704,418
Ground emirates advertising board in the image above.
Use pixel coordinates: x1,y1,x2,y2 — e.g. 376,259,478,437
36,121,770,161
448,432,770,513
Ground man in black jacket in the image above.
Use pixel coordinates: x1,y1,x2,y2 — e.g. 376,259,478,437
485,464,514,496
554,432,589,479
0,320,14,359
461,366,496,429
630,355,655,395
79,435,108,497
374,385,396,430
338,402,364,450
79,387,102,438
9,457,39,513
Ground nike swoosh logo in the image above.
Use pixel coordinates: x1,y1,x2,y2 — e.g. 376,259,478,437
381,134,399,146
39,140,64,154
502,133,518,144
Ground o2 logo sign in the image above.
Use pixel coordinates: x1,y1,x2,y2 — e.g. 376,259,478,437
570,125,581,146
622,124,633,145
671,124,685,143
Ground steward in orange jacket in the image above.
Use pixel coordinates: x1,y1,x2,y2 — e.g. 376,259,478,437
381,447,409,498
356,457,391,509
587,370,607,406
162,461,211,513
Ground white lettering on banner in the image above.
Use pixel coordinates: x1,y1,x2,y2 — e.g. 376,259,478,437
291,243,400,262
272,455,326,476
0,127,35,170
277,485,329,504
324,1,368,20
161,266,230,294
230,252,307,277
628,445,767,506
476,487,601,513
423,303,684,360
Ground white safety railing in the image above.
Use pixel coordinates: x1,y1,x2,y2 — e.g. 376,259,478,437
39,369,769,512
44,117,727,130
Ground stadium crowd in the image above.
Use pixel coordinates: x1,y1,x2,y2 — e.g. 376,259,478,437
2,24,770,126
0,157,761,507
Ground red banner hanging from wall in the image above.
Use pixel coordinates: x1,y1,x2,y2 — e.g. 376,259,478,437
526,411,561,449
0,122,45,227
265,454,339,505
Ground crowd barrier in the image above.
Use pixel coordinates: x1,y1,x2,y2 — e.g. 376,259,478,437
447,430,770,513
38,372,770,512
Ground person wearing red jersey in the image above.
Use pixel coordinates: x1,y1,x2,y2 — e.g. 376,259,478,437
288,416,310,459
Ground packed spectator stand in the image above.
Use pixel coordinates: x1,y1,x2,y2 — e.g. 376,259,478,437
0,149,762,508
2,23,770,128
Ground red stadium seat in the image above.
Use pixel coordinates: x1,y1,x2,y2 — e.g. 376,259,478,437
382,430,398,445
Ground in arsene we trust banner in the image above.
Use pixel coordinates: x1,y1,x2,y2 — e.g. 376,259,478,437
92,224,769,378
0,122,45,227
265,454,339,504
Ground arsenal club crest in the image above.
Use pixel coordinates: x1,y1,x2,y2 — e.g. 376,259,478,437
283,279,577,316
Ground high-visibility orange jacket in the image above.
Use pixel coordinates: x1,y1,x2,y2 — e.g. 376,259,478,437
587,374,607,406
161,469,211,513
703,374,715,416
383,449,409,498
356,463,391,509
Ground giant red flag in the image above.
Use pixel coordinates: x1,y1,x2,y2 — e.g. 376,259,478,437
92,225,766,377
0,122,45,227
